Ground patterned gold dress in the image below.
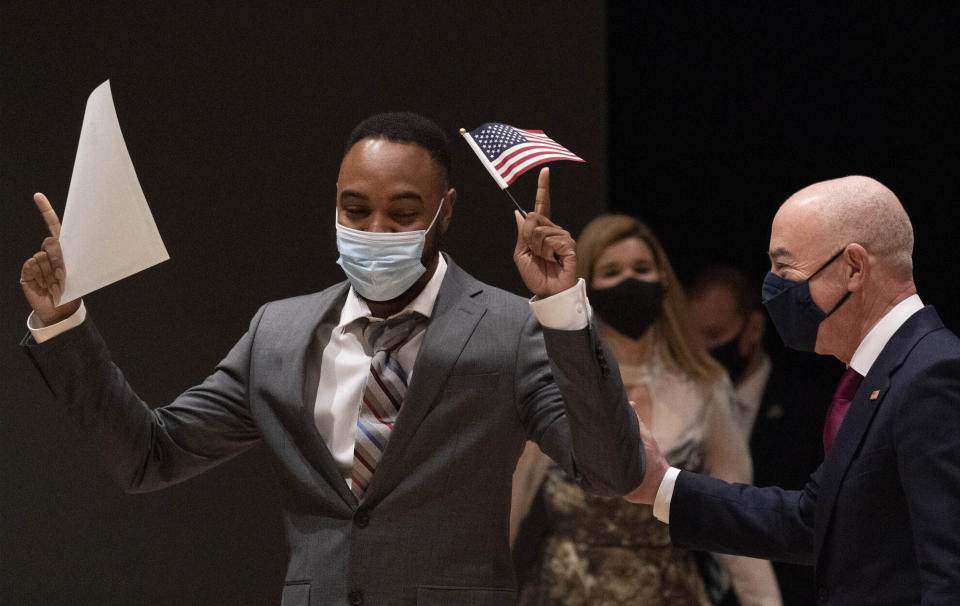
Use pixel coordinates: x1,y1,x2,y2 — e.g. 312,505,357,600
519,453,711,605
514,351,780,606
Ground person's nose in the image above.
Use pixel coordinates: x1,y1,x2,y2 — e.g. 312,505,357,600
366,213,392,233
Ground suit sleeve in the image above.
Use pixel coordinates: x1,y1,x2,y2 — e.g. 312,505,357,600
893,356,960,603
21,310,263,493
668,467,817,566
514,311,645,498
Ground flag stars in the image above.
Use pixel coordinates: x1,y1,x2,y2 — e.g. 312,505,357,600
472,122,527,159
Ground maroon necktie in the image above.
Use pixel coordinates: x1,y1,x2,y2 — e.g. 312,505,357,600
823,366,864,456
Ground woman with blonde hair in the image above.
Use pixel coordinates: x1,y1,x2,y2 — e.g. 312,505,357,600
512,214,781,606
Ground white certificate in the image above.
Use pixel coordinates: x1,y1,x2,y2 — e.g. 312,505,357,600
57,80,169,305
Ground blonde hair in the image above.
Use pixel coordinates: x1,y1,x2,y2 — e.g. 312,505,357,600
577,214,723,386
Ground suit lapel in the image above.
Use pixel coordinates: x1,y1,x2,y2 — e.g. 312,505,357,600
362,259,487,503
280,282,358,508
813,306,943,560
813,376,887,557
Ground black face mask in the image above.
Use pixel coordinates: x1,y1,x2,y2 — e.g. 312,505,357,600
710,333,750,384
762,248,851,352
589,278,665,339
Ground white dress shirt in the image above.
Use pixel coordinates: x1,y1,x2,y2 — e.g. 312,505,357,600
654,294,924,523
848,294,924,376
28,300,88,343
28,257,592,487
312,255,448,486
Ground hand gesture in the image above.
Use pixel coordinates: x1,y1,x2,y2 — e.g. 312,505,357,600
20,193,81,325
513,168,577,298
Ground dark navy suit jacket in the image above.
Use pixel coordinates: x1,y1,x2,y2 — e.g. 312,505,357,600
669,306,960,605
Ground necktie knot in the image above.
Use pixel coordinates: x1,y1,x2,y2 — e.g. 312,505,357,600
363,312,427,354
823,366,864,456
835,366,864,403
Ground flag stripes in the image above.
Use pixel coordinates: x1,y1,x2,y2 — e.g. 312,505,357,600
461,122,584,188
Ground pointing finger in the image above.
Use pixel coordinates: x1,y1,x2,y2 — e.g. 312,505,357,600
533,167,550,219
34,192,61,238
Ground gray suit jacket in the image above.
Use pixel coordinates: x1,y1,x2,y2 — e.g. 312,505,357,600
23,257,645,606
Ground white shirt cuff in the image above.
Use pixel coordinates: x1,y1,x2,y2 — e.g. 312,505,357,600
653,466,682,523
27,301,87,343
528,278,591,330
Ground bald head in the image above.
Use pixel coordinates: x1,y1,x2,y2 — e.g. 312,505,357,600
776,176,914,281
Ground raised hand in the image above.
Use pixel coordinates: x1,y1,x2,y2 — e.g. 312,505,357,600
20,193,81,325
513,168,578,298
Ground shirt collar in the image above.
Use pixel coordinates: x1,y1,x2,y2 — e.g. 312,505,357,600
849,294,924,376
338,254,448,328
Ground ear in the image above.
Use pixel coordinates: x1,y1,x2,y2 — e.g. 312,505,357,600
439,187,457,233
844,243,869,291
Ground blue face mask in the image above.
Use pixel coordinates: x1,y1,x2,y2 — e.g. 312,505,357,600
762,248,851,352
335,200,444,302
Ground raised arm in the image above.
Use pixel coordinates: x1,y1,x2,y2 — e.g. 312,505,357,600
20,192,260,492
20,193,81,325
512,168,645,497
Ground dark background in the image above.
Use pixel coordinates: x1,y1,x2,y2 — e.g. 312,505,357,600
609,3,960,309
2,2,959,604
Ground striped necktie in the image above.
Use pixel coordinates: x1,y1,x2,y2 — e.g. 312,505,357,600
351,312,427,499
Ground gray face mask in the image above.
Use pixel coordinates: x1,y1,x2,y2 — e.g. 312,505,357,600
334,200,443,301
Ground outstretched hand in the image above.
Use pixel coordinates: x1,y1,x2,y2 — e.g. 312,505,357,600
513,168,577,298
20,193,81,325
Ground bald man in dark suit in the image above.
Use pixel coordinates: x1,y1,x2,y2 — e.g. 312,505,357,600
629,176,960,605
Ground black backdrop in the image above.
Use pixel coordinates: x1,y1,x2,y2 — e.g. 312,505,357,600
608,3,960,319
3,3,960,604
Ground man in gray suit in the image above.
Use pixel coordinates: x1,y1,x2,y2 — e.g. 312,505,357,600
20,113,645,605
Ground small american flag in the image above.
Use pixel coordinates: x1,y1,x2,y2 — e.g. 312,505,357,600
461,122,584,189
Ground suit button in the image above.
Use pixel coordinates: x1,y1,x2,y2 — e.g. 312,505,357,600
817,587,827,604
354,509,370,528
348,590,363,605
